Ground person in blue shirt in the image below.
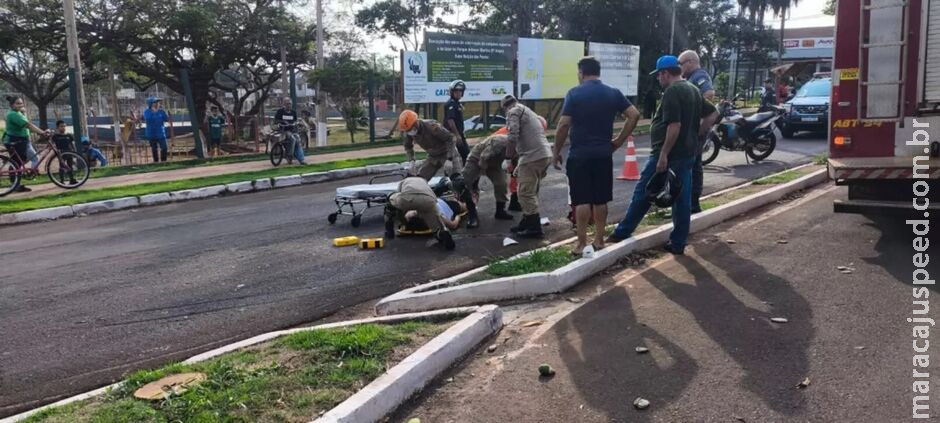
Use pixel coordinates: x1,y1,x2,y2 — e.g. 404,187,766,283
143,97,169,162
81,137,108,167
679,50,716,214
553,56,641,254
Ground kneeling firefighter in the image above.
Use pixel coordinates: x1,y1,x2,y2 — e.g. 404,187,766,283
384,177,465,251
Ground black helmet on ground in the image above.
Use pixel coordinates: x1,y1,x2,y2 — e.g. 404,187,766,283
646,169,683,208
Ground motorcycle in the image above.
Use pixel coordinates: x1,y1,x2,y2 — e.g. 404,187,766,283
701,101,783,165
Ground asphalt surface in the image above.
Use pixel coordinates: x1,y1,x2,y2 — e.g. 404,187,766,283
393,186,940,422
0,132,827,417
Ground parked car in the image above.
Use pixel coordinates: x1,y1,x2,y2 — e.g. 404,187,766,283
463,115,506,131
781,77,831,138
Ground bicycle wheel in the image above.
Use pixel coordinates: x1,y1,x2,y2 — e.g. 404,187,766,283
0,154,20,197
269,143,286,166
46,151,90,189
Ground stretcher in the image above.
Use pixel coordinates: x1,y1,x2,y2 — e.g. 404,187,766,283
328,173,444,227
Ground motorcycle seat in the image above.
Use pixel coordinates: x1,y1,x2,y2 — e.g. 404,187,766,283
745,111,777,123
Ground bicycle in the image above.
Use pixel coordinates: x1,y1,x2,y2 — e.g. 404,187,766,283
269,123,301,166
0,133,90,196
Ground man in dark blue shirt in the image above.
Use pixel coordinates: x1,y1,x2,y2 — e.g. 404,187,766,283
679,50,715,214
553,56,641,254
444,80,470,163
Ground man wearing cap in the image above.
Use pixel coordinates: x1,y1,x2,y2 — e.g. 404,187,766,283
398,109,464,180
501,94,553,238
444,80,470,163
553,56,641,253
679,50,715,214
143,97,169,162
607,55,719,255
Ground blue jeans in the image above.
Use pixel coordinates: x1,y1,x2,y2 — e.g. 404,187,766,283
88,148,108,167
612,154,694,249
291,134,305,163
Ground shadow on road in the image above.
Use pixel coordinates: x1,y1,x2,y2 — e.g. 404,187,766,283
865,215,940,291
650,242,813,416
557,286,697,422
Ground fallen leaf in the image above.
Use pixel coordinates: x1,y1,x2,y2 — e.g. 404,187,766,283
771,317,789,324
777,239,789,244
445,377,454,383
503,237,519,247
134,373,207,400
854,346,866,351
635,347,650,354
540,217,550,226
407,419,421,423
733,416,746,422
797,377,811,389
487,344,497,353
521,320,544,328
633,397,650,410
840,269,853,274
837,266,848,271
726,239,737,244
566,297,583,303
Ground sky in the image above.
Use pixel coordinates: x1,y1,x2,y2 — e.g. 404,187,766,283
309,0,836,59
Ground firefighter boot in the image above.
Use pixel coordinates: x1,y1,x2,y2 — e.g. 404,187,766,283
494,202,514,221
515,214,544,239
508,193,522,212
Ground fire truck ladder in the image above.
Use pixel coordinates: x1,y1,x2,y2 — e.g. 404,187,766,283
858,0,910,122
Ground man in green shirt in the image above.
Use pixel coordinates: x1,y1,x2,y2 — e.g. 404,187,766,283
607,56,719,254
204,106,227,158
4,95,50,192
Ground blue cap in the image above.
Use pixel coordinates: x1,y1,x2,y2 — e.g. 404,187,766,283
650,55,681,75
146,96,162,106
80,136,90,144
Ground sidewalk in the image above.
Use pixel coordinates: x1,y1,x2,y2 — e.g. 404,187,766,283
3,144,407,201
392,186,917,422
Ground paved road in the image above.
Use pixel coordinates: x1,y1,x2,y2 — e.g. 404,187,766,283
393,186,940,422
0,132,826,417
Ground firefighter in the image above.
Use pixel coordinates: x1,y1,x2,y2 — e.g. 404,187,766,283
461,133,514,225
385,177,460,250
399,109,464,180
501,95,553,238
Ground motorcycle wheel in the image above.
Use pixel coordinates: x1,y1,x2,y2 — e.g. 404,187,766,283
701,132,721,165
746,132,777,162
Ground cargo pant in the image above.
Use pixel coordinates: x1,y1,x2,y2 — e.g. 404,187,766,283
516,157,551,215
417,154,449,180
463,156,508,203
389,191,442,232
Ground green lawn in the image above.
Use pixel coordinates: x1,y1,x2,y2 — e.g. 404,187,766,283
89,138,404,179
485,248,576,278
25,322,448,423
0,153,424,214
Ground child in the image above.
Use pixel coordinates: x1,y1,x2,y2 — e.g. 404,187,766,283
50,120,78,184
205,106,227,157
81,137,109,168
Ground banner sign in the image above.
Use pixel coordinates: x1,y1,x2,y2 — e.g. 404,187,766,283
400,32,515,103
517,38,584,100
587,42,640,96
783,37,834,49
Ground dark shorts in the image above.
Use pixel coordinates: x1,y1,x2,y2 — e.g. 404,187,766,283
209,137,222,146
566,156,613,206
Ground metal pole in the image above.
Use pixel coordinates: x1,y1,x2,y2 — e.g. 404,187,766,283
315,0,327,147
368,72,376,143
279,0,289,102
669,0,676,54
63,0,87,152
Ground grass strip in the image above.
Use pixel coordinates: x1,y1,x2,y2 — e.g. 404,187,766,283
0,153,424,214
751,166,816,185
484,247,576,278
89,139,404,179
25,321,448,423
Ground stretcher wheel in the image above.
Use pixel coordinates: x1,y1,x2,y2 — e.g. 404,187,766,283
351,215,362,228
328,213,338,224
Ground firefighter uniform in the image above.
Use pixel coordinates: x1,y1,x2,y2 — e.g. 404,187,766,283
403,120,463,180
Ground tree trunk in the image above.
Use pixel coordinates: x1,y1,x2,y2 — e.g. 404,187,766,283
36,102,49,130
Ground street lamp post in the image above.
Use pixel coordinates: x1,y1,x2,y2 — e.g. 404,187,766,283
63,0,88,151
315,0,327,147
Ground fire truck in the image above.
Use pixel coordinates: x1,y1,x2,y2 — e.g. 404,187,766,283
828,0,940,214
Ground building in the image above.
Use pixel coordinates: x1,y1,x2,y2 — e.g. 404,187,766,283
771,26,835,82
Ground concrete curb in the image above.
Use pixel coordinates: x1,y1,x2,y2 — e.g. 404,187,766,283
0,306,490,423
0,159,432,226
374,168,830,315
315,305,503,423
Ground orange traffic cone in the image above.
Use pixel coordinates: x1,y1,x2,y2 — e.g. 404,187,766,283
617,136,641,181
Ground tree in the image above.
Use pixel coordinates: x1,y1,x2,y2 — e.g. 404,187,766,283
0,0,101,129
355,0,452,51
77,0,314,141
822,0,835,15
308,58,372,143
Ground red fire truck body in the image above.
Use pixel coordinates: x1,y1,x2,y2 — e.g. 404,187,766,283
828,0,940,214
